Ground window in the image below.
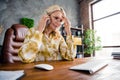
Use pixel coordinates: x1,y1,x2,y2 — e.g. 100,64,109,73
91,0,120,57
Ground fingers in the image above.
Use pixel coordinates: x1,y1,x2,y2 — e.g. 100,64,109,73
63,16,71,36
41,14,50,22
63,16,71,28
39,14,50,26
38,14,50,33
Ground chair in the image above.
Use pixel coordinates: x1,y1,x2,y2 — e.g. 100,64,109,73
1,24,28,63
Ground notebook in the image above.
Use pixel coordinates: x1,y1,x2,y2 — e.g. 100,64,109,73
0,70,24,80
70,60,108,74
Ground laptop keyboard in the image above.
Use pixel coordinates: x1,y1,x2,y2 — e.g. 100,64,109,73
70,60,108,74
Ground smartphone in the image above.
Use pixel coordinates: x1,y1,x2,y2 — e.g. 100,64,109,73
46,19,50,26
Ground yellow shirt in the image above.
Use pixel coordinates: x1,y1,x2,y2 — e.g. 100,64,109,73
18,28,76,63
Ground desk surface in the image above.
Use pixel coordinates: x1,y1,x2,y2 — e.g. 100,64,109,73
0,57,120,80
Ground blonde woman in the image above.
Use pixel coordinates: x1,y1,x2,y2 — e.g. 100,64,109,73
18,5,76,63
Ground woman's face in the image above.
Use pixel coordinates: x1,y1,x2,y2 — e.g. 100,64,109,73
49,11,64,31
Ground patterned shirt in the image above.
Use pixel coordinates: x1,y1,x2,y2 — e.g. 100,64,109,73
18,28,76,63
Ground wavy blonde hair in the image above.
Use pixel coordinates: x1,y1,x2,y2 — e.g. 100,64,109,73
45,5,66,17
45,5,66,32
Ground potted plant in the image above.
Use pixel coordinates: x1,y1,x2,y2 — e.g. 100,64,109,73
21,18,34,28
83,29,102,57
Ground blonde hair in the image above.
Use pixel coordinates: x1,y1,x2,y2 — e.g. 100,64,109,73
44,5,66,32
45,5,66,16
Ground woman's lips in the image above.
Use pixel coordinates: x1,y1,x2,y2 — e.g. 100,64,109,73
53,23,60,28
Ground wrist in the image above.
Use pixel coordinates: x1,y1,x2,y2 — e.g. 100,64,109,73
66,29,71,36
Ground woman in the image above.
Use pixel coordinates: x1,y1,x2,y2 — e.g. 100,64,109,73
18,5,76,63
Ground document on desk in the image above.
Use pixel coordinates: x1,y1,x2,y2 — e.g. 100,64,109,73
70,60,108,74
0,70,24,80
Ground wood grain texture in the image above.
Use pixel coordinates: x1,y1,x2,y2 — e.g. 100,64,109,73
0,58,120,80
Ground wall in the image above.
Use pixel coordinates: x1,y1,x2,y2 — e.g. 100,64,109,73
0,0,80,45
79,0,93,30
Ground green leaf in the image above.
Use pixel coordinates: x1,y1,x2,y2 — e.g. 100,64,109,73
21,18,34,28
83,29,102,54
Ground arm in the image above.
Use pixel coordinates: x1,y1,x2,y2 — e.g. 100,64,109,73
19,14,50,63
38,14,50,33
59,14,76,60
59,35,76,60
18,28,43,63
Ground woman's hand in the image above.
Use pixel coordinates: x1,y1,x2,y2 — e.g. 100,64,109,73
38,14,50,33
63,17,71,36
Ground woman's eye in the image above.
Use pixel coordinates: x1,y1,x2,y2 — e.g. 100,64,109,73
54,17,59,19
54,16,63,22
60,19,62,22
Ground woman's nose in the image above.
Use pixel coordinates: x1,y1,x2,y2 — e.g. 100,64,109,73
57,20,63,25
56,21,61,26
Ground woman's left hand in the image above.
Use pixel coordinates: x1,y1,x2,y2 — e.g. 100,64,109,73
63,17,71,36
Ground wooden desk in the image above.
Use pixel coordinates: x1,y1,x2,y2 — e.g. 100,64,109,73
0,58,120,80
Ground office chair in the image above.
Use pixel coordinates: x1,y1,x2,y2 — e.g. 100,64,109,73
1,24,28,63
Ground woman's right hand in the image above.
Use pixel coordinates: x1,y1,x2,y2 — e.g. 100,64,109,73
38,14,50,33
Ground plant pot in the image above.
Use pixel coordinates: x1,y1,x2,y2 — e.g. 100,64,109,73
84,54,91,57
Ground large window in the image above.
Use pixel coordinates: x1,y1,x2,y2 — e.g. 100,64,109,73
92,0,120,57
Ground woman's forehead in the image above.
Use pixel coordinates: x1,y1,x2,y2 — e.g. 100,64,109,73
51,11,63,17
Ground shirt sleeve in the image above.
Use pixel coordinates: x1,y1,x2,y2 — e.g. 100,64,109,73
59,35,76,60
18,28,43,63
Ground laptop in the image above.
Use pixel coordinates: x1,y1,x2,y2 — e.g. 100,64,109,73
70,60,108,74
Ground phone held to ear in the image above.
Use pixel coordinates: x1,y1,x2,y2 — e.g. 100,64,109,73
46,19,50,26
